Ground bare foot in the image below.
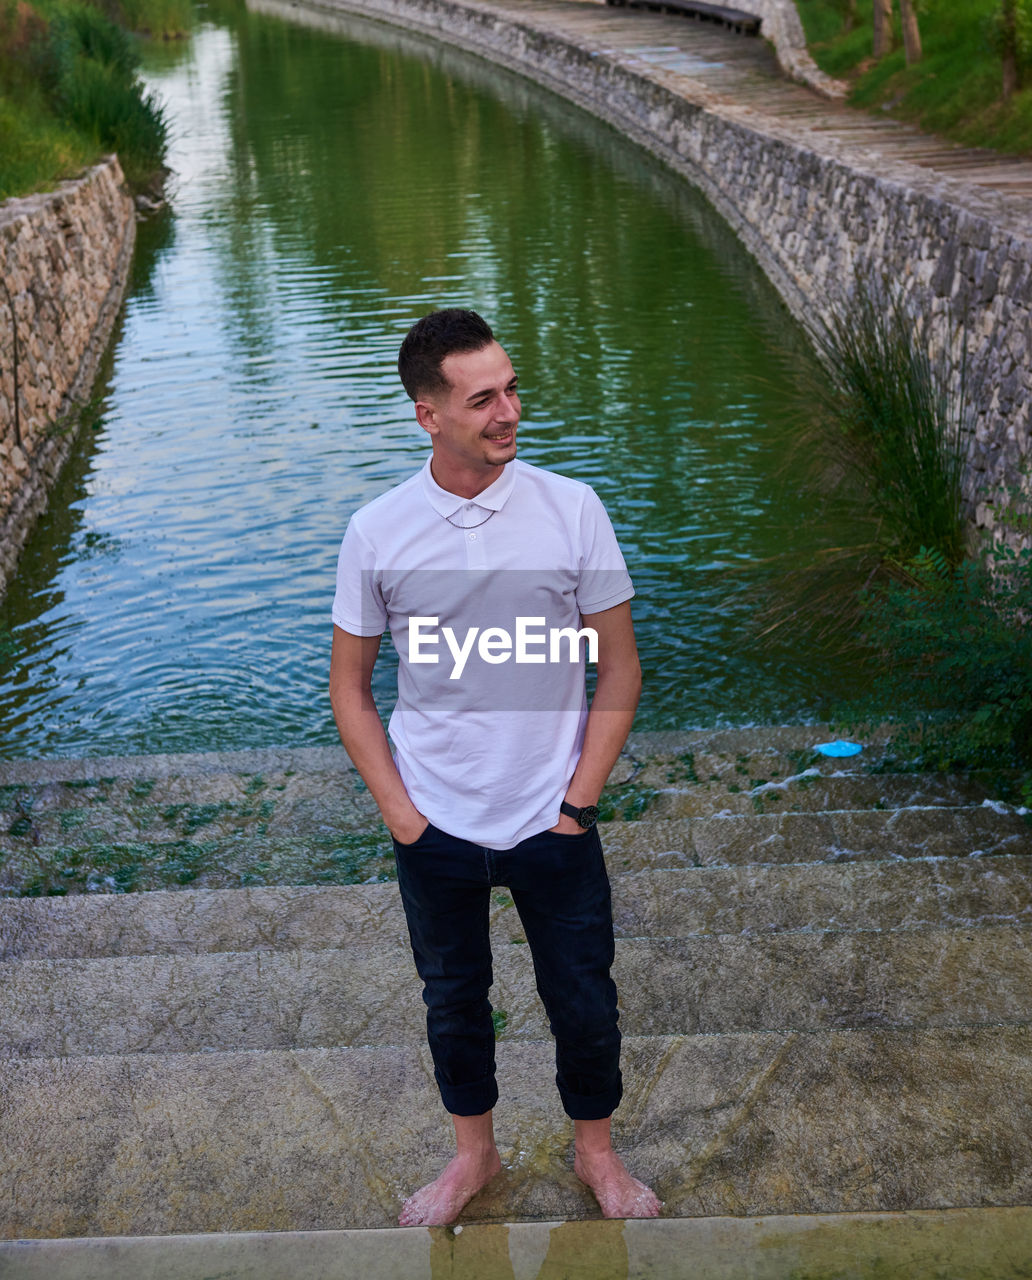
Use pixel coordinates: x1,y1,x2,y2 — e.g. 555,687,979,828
574,1148,662,1219
398,1148,503,1226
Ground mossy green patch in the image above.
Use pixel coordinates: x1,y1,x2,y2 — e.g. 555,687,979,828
597,782,657,822
665,751,700,785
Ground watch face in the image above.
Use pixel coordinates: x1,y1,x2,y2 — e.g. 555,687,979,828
578,805,599,829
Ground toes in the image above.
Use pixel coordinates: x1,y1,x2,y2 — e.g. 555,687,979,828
398,1198,426,1226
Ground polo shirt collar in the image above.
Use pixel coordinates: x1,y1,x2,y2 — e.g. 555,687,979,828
421,458,516,518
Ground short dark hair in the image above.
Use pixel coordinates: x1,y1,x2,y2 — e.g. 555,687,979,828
398,308,495,401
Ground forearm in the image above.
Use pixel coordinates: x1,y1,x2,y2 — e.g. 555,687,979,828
331,688,419,831
565,660,642,807
329,627,423,838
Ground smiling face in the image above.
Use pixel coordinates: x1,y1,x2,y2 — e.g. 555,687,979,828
415,341,520,498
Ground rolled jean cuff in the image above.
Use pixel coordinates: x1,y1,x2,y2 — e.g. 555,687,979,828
557,1070,623,1122
437,1071,500,1118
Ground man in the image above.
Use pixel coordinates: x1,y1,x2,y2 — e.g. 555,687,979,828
329,308,660,1226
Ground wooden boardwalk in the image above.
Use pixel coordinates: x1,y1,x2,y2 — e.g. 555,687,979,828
488,0,1032,215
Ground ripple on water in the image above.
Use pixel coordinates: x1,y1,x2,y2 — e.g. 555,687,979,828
0,10,876,756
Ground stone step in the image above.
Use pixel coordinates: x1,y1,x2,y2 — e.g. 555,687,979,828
2,803,1026,896
2,1028,1031,1236
613,855,1032,938
604,805,1030,866
646,772,993,818
1,736,988,853
625,747,983,797
0,730,883,797
0,765,382,851
4,923,1032,1058
4,852,1032,960
6,1208,1032,1280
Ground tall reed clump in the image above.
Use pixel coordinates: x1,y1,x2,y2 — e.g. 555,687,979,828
804,283,968,570
757,279,968,651
790,279,1032,785
49,3,169,185
0,0,170,197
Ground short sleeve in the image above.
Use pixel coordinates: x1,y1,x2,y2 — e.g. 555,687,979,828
575,487,635,615
331,516,388,636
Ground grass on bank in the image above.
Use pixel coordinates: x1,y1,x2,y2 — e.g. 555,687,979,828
0,93,98,199
796,0,1032,155
0,0,184,199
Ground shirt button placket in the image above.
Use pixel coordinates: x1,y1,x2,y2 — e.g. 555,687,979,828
465,517,488,569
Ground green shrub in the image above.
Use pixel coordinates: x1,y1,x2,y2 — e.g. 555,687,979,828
986,0,1032,73
847,541,1032,773
0,0,169,196
48,2,137,78
55,37,167,183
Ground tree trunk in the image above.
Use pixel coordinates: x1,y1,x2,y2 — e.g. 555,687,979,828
843,0,857,32
899,0,922,64
873,0,895,60
1001,0,1021,99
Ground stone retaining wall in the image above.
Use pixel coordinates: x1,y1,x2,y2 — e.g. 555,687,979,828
0,157,136,596
262,0,1031,528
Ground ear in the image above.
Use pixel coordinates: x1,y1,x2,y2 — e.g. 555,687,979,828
414,399,438,437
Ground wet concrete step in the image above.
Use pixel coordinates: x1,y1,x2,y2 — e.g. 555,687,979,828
603,805,1030,866
2,733,970,854
3,1028,1031,1236
7,1208,1032,1280
0,766,383,851
0,728,877,790
4,923,1032,1057
2,803,1026,897
646,772,993,818
4,852,1032,961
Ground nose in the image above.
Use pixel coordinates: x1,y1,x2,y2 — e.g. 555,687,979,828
495,391,519,421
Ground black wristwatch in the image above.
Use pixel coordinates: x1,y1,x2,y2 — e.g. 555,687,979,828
560,800,599,829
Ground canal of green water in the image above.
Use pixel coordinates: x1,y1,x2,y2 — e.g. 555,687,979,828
0,0,873,757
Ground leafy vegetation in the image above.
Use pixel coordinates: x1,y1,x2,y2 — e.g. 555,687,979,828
0,0,178,198
796,0,1032,154
779,276,1032,792
843,540,1032,793
804,286,968,569
759,277,968,651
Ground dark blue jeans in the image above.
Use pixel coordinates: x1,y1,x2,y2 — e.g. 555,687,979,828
392,821,622,1121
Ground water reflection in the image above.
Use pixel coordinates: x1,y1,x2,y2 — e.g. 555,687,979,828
0,2,869,756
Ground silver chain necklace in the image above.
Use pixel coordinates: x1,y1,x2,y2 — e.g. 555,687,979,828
443,507,495,530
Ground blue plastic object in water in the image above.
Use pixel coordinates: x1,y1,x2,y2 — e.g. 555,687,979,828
813,740,863,757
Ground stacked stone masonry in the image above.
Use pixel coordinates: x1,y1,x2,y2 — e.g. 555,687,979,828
0,157,136,596
277,0,1032,528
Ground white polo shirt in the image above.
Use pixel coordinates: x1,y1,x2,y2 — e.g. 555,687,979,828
332,457,634,848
